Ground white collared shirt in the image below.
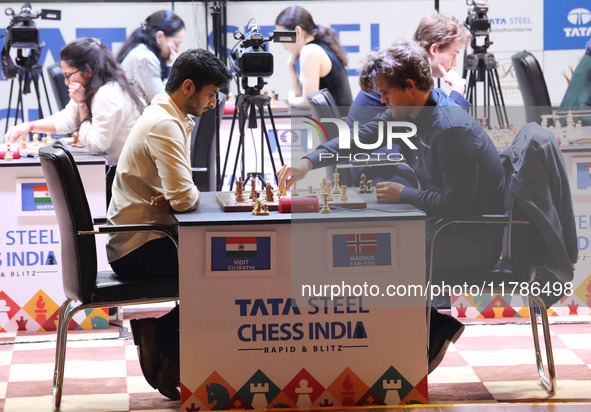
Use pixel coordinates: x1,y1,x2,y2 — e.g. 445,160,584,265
106,92,200,262
50,81,142,166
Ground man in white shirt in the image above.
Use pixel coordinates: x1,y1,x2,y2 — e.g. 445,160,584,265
106,49,231,400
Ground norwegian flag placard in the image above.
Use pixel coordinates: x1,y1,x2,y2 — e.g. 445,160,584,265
329,229,394,270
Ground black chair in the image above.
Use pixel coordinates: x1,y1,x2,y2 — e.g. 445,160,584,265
46,62,70,111
191,92,226,191
511,51,553,124
511,50,591,125
38,142,179,410
429,123,577,395
307,88,342,120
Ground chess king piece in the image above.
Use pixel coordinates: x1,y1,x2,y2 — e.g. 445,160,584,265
4,144,14,160
332,170,341,194
265,182,274,202
235,176,246,202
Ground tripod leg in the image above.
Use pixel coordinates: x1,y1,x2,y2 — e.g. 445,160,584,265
32,73,44,120
258,105,281,186
15,74,25,127
492,68,509,126
266,105,284,166
40,72,53,116
229,103,248,191
5,79,16,133
257,105,276,187
221,102,240,190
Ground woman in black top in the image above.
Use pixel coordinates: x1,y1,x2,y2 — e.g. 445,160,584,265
276,5,352,113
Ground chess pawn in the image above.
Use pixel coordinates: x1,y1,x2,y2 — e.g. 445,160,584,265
46,134,54,146
32,133,40,146
541,117,548,128
4,144,13,160
321,192,330,214
308,185,314,195
292,181,299,196
360,173,366,184
359,182,367,193
249,180,256,200
20,139,27,150
575,121,584,139
340,186,348,201
261,203,270,215
366,180,374,193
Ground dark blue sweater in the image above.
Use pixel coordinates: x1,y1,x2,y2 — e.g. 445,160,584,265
306,88,505,218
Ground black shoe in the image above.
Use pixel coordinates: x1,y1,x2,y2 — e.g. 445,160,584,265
130,318,160,389
428,310,464,374
156,354,180,400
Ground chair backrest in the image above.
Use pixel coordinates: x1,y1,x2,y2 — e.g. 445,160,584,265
511,50,552,123
190,92,227,191
46,62,70,111
307,88,341,120
39,142,97,302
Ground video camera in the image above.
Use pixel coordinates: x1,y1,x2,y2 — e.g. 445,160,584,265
230,18,296,78
465,0,491,37
1,3,61,79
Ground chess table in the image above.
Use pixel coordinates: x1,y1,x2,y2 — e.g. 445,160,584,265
175,192,428,410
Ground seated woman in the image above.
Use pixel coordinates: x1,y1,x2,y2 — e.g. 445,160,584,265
275,5,352,116
117,10,185,104
4,38,145,204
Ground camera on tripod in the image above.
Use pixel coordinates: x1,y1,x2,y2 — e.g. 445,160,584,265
465,0,491,38
230,19,296,80
1,3,61,79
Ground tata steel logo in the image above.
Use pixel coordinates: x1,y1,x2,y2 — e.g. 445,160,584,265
564,8,591,37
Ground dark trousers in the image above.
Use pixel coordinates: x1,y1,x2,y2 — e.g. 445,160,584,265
110,237,180,361
106,165,116,208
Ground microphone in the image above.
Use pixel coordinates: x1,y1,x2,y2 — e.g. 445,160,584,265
586,37,591,56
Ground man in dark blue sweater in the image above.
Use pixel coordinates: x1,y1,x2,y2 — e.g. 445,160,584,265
277,39,505,373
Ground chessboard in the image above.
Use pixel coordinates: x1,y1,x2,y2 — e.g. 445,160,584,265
216,189,367,212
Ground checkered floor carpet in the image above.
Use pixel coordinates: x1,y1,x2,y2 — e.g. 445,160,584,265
1,316,590,411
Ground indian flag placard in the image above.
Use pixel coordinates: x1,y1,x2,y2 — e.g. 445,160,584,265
207,232,275,276
20,182,54,212
34,185,51,204
226,237,257,258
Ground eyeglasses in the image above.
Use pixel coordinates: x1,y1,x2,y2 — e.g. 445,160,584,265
64,70,79,82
